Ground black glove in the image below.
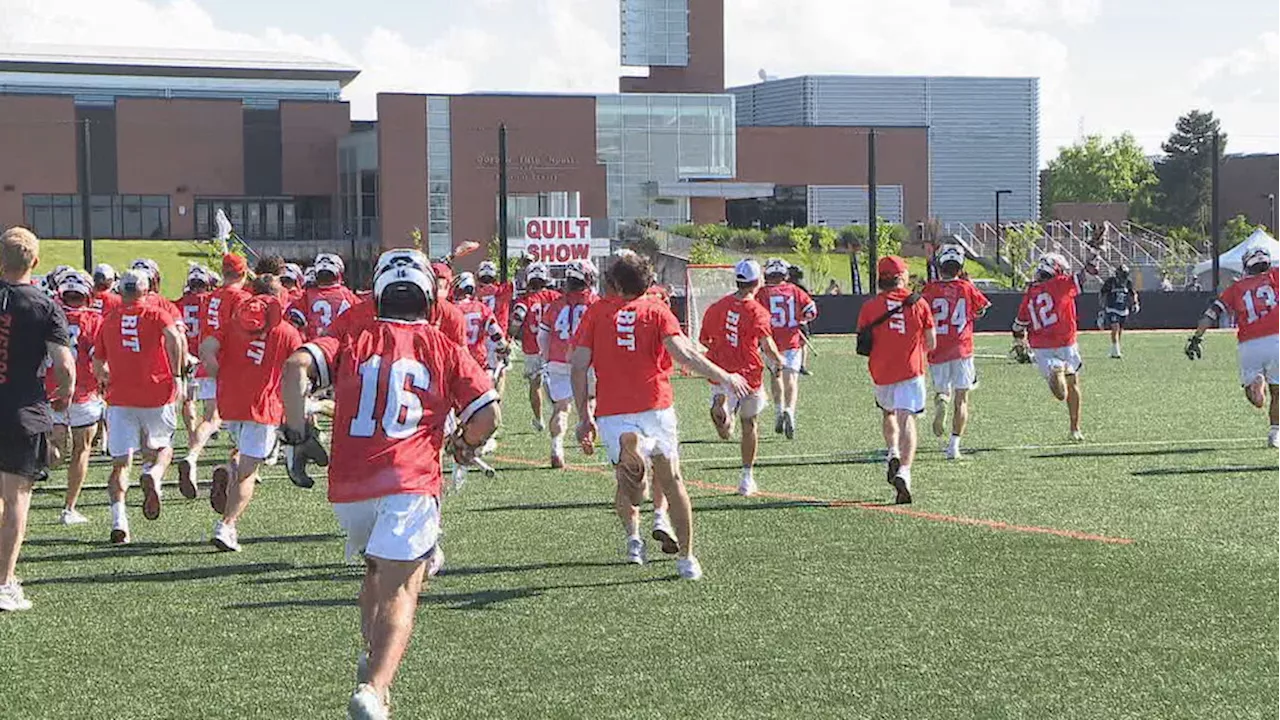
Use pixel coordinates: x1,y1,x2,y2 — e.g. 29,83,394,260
1185,335,1203,361
279,421,329,489
1009,342,1033,364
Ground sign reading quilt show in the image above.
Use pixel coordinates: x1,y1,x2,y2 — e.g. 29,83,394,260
511,217,612,265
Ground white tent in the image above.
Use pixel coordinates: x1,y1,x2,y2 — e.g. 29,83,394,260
1193,228,1280,278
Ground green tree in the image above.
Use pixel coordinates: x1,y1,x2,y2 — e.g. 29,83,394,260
1002,222,1043,288
1153,110,1225,233
688,239,726,265
1224,214,1265,246
1159,227,1204,286
1042,133,1157,215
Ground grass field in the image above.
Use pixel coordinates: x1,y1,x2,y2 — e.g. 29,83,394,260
1,331,1276,719
37,240,214,297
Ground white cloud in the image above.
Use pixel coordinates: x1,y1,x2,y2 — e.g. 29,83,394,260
0,0,1272,159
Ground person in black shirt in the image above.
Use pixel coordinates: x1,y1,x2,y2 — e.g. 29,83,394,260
0,227,74,613
1099,264,1140,359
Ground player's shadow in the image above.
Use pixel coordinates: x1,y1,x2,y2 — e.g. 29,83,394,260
1028,447,1221,459
693,499,848,512
226,576,677,612
1130,465,1279,477
23,561,295,587
471,500,612,513
19,540,211,564
692,456,882,472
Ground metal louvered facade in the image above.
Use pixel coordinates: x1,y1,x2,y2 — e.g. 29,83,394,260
729,75,1040,227
808,185,904,226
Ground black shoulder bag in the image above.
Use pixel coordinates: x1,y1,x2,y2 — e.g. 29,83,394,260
856,292,922,357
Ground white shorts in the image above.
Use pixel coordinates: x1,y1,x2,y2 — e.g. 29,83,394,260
1034,344,1083,379
224,421,278,460
544,362,595,403
929,357,977,394
523,355,545,380
597,407,679,465
874,376,927,414
52,397,105,429
106,404,177,458
1237,335,1279,386
332,493,441,563
710,385,768,419
193,377,217,401
767,348,803,374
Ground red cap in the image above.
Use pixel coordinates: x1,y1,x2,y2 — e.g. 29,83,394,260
237,296,281,335
222,253,248,275
877,255,908,277
431,261,453,286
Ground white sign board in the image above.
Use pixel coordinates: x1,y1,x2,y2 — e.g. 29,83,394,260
510,217,611,263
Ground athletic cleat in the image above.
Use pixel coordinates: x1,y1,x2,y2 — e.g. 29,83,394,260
886,457,901,488
109,528,130,545
783,412,795,440
177,458,199,499
892,476,913,505
676,555,704,580
210,466,230,514
140,475,161,521
626,537,646,565
531,417,545,432
211,521,241,552
800,367,813,377
944,446,963,461
0,583,33,612
651,517,679,555
356,651,371,685
348,684,390,720
59,508,89,525
1069,430,1085,443
932,396,948,437
737,475,757,497
1246,376,1267,408
774,414,785,435
426,546,445,578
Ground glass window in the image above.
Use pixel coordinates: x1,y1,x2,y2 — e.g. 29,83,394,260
92,195,115,238
122,198,143,237
247,202,262,237
283,203,297,239
361,194,377,218
264,202,280,239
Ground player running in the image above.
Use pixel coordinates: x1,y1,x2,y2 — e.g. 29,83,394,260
510,263,560,430
475,261,514,391
45,271,105,525
571,251,749,578
178,254,251,498
1185,247,1279,447
1099,264,1140,358
1011,252,1099,442
199,270,303,551
177,264,215,437
699,259,782,497
453,272,508,378
290,253,357,339
758,257,817,439
280,248,500,720
95,269,187,544
538,259,599,469
856,256,937,504
921,245,991,460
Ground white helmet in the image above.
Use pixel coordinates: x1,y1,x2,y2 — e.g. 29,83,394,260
1036,252,1069,278
526,262,551,283
303,266,317,285
314,253,345,278
373,248,435,310
453,271,478,295
57,270,93,298
935,245,965,268
187,263,213,286
477,261,498,281
92,263,117,284
764,258,789,277
1243,246,1272,272
282,263,304,285
564,259,598,284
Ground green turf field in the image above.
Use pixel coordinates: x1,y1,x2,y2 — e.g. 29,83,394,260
37,240,215,297
1,331,1276,719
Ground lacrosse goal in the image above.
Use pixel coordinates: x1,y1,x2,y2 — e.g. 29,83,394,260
683,264,738,352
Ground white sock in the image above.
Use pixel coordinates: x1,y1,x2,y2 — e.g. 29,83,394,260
653,509,667,525
551,436,564,456
949,434,961,453
627,532,642,543
776,404,784,416
742,466,754,481
888,446,901,460
1270,424,1279,433
185,449,200,464
898,465,912,484
110,501,127,529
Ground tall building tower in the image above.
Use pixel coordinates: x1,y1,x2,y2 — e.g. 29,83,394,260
619,0,724,93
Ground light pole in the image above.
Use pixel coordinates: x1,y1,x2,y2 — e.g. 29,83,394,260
994,189,1012,280
1266,193,1277,236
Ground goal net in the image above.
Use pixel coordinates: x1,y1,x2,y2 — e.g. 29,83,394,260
684,264,738,352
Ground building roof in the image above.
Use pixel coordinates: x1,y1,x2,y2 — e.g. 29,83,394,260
0,44,360,86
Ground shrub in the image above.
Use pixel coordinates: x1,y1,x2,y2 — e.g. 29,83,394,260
728,228,767,250
688,239,727,265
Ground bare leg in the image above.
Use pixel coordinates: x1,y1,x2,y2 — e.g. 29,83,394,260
650,454,693,557
768,370,782,417
181,399,198,436
1048,369,1067,401
882,411,900,455
108,461,130,507
548,399,571,463
360,561,379,653
952,389,970,437
363,557,428,697
741,414,759,469
222,454,264,525
65,425,97,512
49,425,68,467
782,371,800,414
614,433,647,537
710,394,733,441
1065,374,1082,433
1270,384,1279,425
0,473,35,586
185,405,221,464
528,379,544,425
896,410,918,469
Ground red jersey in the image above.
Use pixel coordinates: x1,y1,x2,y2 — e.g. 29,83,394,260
327,298,468,348
921,278,991,364
539,289,598,364
699,294,773,391
857,288,935,386
1217,268,1279,343
574,295,682,417
294,284,358,339
100,300,178,408
454,297,504,367
177,290,211,343
1015,274,1082,349
513,288,562,355
204,285,250,340
45,306,103,404
147,292,181,322
645,285,671,305
758,283,817,350
305,318,497,504
214,300,303,425
90,289,121,315
476,281,514,329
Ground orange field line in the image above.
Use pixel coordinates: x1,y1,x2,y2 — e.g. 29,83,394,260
491,455,1135,546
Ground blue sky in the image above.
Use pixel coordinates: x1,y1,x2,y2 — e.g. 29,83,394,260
3,0,1276,162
